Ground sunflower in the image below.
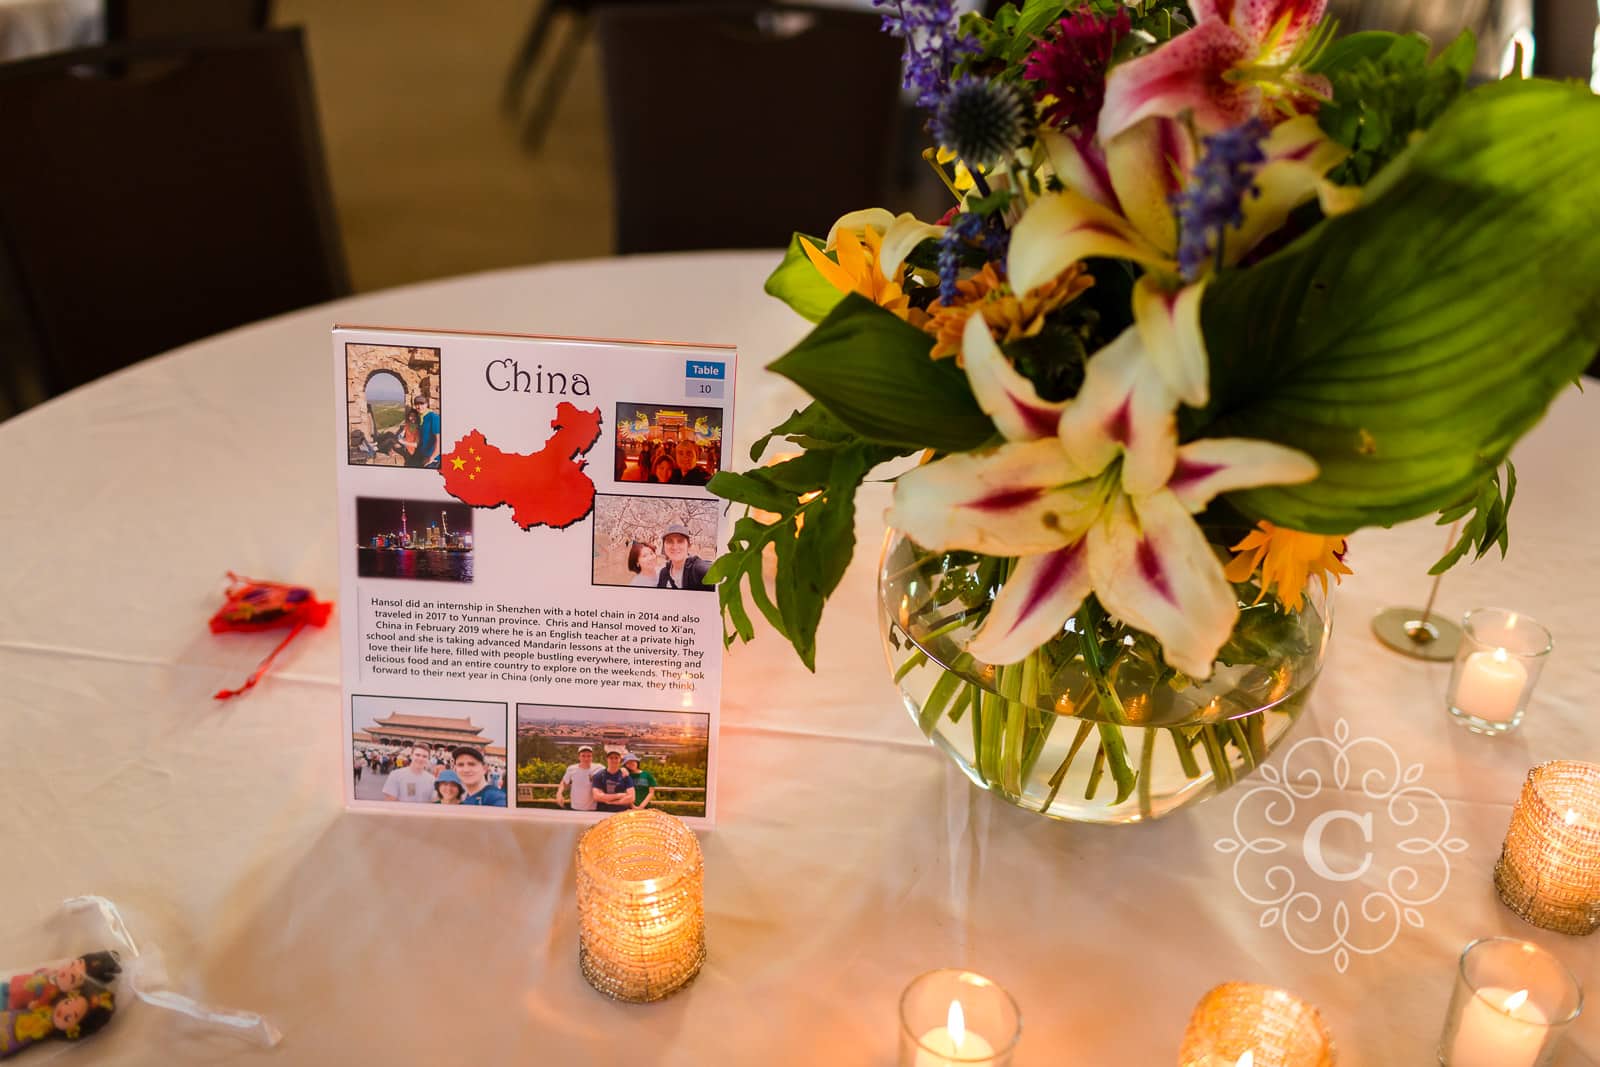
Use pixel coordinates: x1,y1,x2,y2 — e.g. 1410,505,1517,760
1224,521,1353,611
922,261,1093,361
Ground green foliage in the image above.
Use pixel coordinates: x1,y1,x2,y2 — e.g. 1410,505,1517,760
768,293,996,453
964,0,1189,76
1195,78,1600,533
1314,30,1475,185
708,425,911,669
765,232,845,323
1431,462,1517,575
517,758,706,787
368,401,406,432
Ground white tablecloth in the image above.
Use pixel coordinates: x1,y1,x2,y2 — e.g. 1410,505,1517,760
0,0,99,61
1,252,1595,1065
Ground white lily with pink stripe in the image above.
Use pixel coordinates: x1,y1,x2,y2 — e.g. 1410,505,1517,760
886,312,1318,680
1027,113,1347,408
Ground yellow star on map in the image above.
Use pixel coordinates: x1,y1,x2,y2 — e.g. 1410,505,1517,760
450,456,466,470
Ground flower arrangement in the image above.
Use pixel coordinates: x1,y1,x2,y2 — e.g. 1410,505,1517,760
705,0,1600,812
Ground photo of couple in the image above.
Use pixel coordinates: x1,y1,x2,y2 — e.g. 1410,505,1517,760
613,403,723,486
352,697,508,809
591,496,720,591
515,705,709,818
345,343,443,468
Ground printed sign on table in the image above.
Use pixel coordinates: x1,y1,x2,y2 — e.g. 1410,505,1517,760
333,326,734,826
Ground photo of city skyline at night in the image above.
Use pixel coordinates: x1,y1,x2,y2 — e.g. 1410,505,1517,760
356,497,475,583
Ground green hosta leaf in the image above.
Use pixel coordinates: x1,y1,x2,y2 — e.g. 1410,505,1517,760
765,232,844,323
1196,78,1600,534
768,293,995,452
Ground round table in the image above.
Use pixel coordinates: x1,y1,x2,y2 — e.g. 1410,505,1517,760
2,252,1596,1065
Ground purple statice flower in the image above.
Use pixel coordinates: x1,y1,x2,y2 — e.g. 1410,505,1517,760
874,0,980,109
1170,118,1270,282
938,211,985,304
1022,8,1131,137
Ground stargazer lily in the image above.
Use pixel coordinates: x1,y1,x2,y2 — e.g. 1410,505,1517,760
1022,113,1347,406
1099,0,1334,141
886,313,1318,679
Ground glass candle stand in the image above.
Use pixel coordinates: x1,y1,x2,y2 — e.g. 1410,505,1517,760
898,969,1020,1066
1178,982,1336,1066
1445,609,1551,735
1438,938,1582,1066
575,809,705,1003
1495,761,1600,935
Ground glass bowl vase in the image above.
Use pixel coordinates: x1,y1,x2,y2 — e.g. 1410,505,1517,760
878,529,1333,824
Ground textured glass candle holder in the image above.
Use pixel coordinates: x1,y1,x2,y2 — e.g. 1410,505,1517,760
1495,761,1600,935
898,969,1020,1066
1178,982,1336,1066
575,809,705,1002
1445,608,1551,735
1438,938,1582,1066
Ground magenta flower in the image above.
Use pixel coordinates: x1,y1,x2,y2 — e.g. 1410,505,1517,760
1023,8,1132,137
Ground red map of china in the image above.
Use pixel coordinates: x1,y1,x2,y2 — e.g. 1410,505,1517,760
439,402,604,530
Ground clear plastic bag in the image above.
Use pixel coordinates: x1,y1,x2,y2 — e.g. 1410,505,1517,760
0,896,280,1060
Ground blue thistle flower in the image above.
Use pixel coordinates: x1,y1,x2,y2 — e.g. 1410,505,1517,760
873,0,979,109
1170,118,1270,282
933,77,1030,169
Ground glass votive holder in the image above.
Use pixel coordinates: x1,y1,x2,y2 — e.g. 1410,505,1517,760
575,809,705,1003
1178,982,1336,1066
898,969,1020,1066
1437,938,1582,1066
1495,760,1600,935
1445,608,1551,735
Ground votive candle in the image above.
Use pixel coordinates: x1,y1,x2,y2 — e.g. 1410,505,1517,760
1438,938,1582,1066
899,970,1019,1066
1445,609,1551,735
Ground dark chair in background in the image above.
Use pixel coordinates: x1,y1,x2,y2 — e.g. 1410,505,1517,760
500,0,593,150
0,28,347,409
105,0,271,41
502,0,767,152
596,5,903,254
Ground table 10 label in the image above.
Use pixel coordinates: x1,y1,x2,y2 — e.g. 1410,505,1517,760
685,360,726,399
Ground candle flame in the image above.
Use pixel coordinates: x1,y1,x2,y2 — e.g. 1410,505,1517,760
1503,989,1529,1013
1507,612,1519,631
1491,647,1510,664
1236,1052,1255,1067
948,999,966,1049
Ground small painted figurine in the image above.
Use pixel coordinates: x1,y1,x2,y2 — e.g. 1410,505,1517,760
0,985,115,1058
0,953,120,1012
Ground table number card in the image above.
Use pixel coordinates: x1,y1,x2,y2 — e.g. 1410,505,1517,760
332,325,734,826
